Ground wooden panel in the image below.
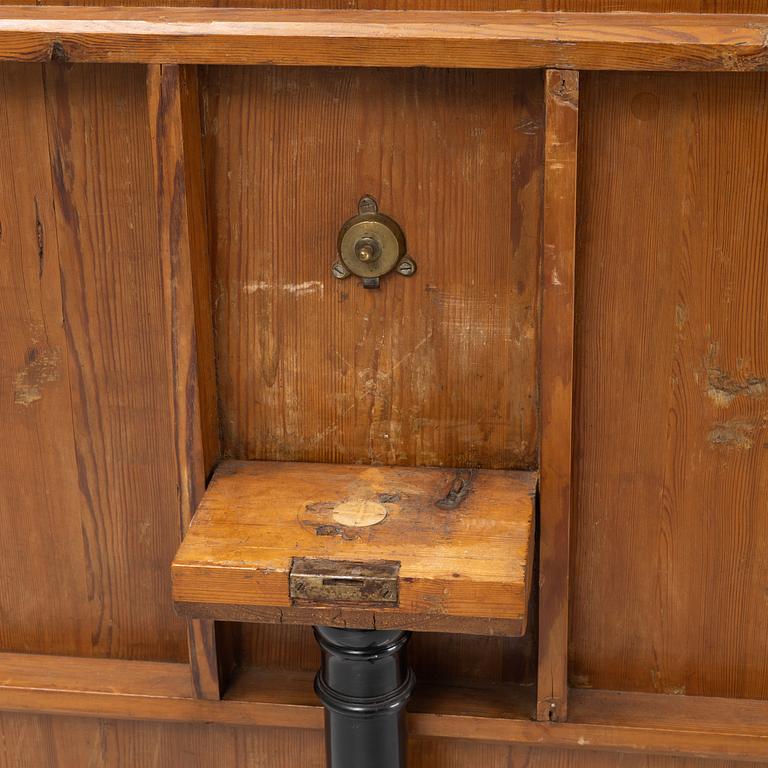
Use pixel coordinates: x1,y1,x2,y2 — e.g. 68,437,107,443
0,8,767,69
0,63,93,656
173,460,536,633
537,69,578,722
571,72,768,699
0,714,325,768
0,711,763,768
5,0,768,12
2,653,768,760
207,66,541,470
147,63,223,698
41,63,188,661
0,713,763,768
0,61,186,661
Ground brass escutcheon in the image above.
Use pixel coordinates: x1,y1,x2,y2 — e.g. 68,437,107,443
332,196,415,289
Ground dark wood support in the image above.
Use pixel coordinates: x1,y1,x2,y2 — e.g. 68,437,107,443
537,69,579,722
147,63,226,700
314,627,414,768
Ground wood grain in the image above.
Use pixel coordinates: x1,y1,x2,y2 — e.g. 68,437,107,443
571,72,768,699
537,69,579,722
0,8,766,69
206,65,542,470
1,653,768,761
3,0,767,12
0,63,92,656
41,62,188,661
172,460,537,633
147,63,222,699
0,61,188,662
1,714,763,768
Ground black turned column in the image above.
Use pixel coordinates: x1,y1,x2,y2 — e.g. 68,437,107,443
313,627,415,768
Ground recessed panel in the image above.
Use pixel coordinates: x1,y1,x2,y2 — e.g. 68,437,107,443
205,67,542,470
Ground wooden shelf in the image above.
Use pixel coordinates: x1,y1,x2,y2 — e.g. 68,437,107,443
172,460,536,636
0,7,765,71
2,652,767,761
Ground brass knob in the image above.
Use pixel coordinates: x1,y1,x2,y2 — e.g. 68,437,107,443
332,196,414,288
355,237,380,264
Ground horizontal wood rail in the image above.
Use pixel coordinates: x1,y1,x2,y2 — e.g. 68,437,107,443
0,8,766,70
0,652,766,761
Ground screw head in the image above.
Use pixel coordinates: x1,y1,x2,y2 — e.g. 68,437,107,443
396,258,416,277
331,261,350,279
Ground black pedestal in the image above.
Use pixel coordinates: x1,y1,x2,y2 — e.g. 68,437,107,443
314,627,415,768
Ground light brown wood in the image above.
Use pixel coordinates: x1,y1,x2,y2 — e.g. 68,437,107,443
172,460,537,634
0,8,766,69
1,652,768,761
147,63,222,700
571,72,768,700
206,65,541,471
537,69,578,723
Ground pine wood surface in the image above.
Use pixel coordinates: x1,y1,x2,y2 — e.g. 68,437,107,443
172,460,537,633
536,68,578,722
1,0,767,9
205,65,542,471
3,711,761,768
0,62,188,662
1,652,768,761
571,71,768,699
1,16,767,766
147,62,223,698
0,8,766,69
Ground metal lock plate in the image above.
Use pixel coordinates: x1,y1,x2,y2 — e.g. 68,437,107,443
332,196,415,288
289,557,400,606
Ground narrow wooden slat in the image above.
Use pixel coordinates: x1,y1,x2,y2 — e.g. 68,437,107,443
0,8,765,70
537,69,579,722
1,653,767,761
147,63,222,701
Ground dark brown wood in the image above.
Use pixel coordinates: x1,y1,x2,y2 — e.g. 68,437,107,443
147,63,223,700
172,460,537,635
0,8,766,70
571,71,768,700
174,603,525,637
1,652,768,761
537,69,578,722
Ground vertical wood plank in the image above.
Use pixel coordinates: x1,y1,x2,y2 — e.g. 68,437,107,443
0,63,93,657
537,69,579,722
43,62,189,662
571,72,768,700
147,63,223,700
